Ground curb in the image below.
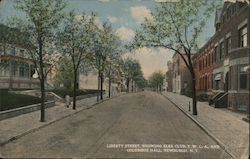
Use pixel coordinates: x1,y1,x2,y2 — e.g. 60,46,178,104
0,93,125,147
161,93,237,159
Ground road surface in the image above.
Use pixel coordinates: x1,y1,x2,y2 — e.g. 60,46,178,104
0,91,231,158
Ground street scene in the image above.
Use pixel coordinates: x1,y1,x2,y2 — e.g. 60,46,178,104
0,0,249,159
0,92,232,158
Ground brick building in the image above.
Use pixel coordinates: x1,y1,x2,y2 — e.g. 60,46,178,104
193,1,249,112
193,37,215,97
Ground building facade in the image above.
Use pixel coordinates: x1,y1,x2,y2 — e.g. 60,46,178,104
0,25,39,89
193,37,215,97
165,61,173,92
193,1,249,112
172,53,192,95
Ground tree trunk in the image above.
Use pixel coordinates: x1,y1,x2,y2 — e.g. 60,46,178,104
72,69,77,110
40,76,45,122
100,71,103,100
108,64,111,98
9,61,13,90
38,37,45,122
97,70,100,102
131,80,133,92
190,68,197,115
134,83,136,92
126,79,130,93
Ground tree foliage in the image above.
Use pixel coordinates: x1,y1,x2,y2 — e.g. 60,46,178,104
122,58,145,92
148,71,165,92
53,57,74,89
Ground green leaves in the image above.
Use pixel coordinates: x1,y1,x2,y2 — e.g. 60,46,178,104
15,0,66,35
53,57,74,89
122,58,145,87
132,0,219,54
148,71,165,90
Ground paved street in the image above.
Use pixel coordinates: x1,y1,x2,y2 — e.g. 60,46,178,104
0,91,231,158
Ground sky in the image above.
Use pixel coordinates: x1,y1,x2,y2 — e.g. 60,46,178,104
0,0,216,79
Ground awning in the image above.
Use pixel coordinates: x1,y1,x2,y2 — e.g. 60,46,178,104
214,74,221,81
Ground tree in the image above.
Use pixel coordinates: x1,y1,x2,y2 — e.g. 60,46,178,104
105,56,123,98
131,0,219,115
122,58,144,92
133,71,147,90
8,0,66,121
57,11,96,110
148,71,165,93
92,22,122,100
53,57,74,89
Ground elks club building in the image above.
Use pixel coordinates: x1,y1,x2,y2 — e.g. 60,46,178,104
193,1,249,113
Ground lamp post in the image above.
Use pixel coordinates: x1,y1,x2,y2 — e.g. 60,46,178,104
108,62,111,98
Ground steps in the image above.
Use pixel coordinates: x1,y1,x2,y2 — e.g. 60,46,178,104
209,92,228,108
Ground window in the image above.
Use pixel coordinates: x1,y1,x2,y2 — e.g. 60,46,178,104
219,41,224,59
226,37,232,54
19,49,25,57
211,53,213,64
200,78,202,90
0,44,3,55
177,60,180,74
214,46,219,62
203,58,205,69
229,67,232,90
19,66,25,77
222,15,225,24
239,66,248,89
184,81,187,88
215,80,220,90
239,26,248,47
205,56,207,67
231,5,236,15
10,47,15,55
11,61,18,76
214,73,221,90
239,2,246,9
226,8,231,19
208,55,210,66
199,60,201,70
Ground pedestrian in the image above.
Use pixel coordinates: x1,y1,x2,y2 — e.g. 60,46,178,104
65,95,71,108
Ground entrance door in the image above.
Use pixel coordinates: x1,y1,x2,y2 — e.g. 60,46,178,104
225,72,229,92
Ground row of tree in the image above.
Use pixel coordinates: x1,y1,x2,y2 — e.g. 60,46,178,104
148,71,165,92
1,0,145,122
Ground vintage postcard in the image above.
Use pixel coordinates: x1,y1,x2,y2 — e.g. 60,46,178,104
0,0,249,158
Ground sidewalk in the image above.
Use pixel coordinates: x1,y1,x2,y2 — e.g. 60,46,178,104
162,92,249,159
0,92,125,147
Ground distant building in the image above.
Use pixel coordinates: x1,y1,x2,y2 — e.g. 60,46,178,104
79,69,126,94
172,52,192,95
165,61,173,92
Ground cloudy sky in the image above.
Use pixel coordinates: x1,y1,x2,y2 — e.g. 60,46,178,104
0,0,215,79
